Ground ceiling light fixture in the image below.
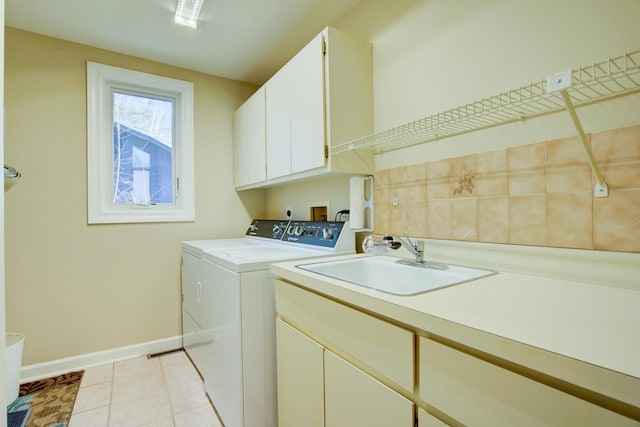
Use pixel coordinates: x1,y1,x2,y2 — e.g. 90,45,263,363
174,0,204,29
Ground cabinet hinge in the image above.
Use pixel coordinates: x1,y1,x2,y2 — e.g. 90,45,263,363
322,37,327,55
324,145,329,159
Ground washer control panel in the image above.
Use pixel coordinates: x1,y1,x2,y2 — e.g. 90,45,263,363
246,220,291,240
245,220,347,249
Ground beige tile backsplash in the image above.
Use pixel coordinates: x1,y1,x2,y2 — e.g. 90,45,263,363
374,124,640,252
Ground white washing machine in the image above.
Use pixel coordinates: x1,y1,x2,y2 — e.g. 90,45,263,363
182,220,354,427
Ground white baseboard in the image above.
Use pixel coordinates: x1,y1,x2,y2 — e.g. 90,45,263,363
20,335,183,383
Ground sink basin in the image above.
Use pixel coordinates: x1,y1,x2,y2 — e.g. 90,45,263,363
296,255,496,295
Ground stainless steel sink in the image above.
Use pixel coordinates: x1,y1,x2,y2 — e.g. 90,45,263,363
296,255,496,295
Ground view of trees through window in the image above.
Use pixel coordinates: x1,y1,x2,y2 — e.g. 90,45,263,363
113,91,174,204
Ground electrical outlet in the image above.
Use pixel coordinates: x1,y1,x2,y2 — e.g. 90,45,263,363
285,206,293,219
546,69,572,93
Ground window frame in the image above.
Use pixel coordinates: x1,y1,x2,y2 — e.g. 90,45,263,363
87,62,195,224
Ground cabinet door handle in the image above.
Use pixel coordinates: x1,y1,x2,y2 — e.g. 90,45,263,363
196,281,202,304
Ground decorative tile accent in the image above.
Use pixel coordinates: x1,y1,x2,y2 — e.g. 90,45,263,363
452,170,475,196
451,155,476,197
374,123,640,253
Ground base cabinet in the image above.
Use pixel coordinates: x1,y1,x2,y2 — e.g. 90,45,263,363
276,317,413,427
274,278,639,427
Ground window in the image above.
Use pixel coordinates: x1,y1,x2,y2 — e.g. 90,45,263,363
87,62,194,223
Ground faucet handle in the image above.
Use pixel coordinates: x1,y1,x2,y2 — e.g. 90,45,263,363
398,234,421,250
362,234,401,253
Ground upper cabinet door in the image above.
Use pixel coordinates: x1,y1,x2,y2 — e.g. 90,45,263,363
265,33,325,179
289,33,326,174
265,64,293,180
234,86,266,186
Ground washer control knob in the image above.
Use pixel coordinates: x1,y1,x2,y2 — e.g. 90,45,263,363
249,225,258,232
272,225,281,234
322,228,334,240
294,226,304,236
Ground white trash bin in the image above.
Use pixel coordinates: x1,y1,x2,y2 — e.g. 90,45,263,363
6,333,25,404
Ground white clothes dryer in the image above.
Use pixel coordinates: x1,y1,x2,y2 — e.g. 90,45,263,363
181,220,354,427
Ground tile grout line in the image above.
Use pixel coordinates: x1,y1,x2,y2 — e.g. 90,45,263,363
159,355,179,426
107,361,114,427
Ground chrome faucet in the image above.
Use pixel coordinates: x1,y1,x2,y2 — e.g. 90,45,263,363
390,235,424,263
362,234,425,263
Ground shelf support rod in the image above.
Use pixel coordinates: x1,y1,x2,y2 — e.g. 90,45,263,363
559,90,609,198
350,148,399,205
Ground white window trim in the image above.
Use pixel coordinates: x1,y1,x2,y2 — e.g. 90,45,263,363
87,62,195,224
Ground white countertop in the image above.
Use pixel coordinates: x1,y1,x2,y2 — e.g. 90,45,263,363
271,253,640,405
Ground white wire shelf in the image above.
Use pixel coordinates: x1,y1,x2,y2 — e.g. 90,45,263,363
332,49,640,155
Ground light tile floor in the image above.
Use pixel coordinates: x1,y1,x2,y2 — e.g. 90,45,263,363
68,350,222,427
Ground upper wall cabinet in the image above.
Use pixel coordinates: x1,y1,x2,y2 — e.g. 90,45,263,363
234,86,266,187
234,27,374,190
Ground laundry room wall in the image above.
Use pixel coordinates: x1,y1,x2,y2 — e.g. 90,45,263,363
3,27,265,366
265,0,640,255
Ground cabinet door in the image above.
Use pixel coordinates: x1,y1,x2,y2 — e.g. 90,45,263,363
234,86,265,186
325,350,414,427
289,32,326,174
276,319,324,427
265,65,292,179
275,280,414,392
418,408,450,427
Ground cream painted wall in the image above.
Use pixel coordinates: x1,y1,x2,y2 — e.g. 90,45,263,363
264,0,640,227
4,28,265,365
264,175,351,221
338,0,640,168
